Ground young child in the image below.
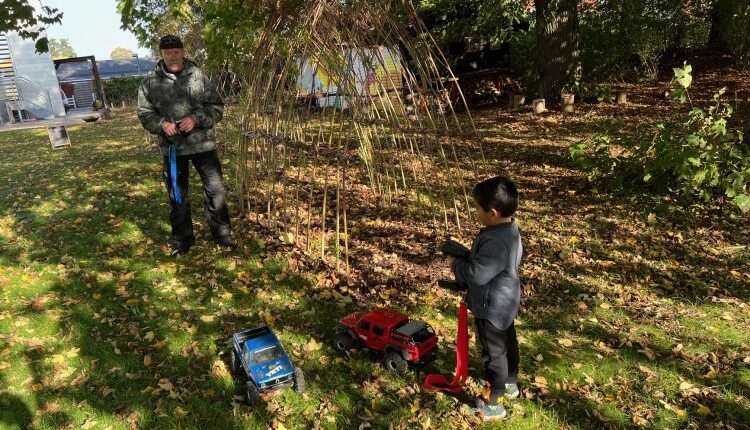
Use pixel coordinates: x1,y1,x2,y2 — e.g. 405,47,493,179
444,175,522,421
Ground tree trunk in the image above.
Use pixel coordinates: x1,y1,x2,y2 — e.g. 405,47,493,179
708,1,750,63
708,0,730,52
536,0,581,103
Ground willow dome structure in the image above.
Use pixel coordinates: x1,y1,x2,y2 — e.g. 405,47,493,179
237,0,486,271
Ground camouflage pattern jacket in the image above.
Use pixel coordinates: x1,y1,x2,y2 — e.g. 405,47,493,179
137,59,224,156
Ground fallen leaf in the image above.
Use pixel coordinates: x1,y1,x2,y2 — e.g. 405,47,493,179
144,355,152,366
703,366,717,379
304,338,322,352
174,406,188,418
638,347,656,360
696,404,710,416
410,399,420,413
558,338,574,347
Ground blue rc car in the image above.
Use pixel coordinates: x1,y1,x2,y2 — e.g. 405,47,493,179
230,326,305,406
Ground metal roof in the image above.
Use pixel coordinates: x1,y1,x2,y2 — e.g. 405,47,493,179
56,58,157,82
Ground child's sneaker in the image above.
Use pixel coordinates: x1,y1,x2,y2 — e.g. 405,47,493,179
505,383,520,399
474,397,507,421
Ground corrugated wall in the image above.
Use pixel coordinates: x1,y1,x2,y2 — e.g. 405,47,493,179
6,31,66,117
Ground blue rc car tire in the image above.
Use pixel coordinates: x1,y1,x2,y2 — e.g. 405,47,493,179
294,367,306,393
245,381,261,406
230,350,243,378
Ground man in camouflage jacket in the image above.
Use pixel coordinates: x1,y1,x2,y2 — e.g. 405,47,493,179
138,35,234,256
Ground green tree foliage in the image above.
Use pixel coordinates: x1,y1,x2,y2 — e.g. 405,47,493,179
0,0,63,52
110,47,135,59
48,37,76,59
578,0,713,83
117,0,282,71
571,64,750,213
416,0,527,46
708,0,750,64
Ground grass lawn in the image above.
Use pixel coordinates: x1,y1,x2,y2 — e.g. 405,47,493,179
0,102,748,430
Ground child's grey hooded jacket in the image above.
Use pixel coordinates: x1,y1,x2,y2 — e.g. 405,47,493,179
452,220,522,330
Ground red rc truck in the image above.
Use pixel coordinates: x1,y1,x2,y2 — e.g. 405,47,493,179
334,308,438,373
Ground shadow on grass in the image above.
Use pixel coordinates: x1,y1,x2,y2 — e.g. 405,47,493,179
1,107,749,429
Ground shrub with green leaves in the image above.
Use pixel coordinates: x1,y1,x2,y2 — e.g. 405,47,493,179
571,64,750,213
102,77,142,106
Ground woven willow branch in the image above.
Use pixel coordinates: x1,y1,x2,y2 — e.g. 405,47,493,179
237,0,484,272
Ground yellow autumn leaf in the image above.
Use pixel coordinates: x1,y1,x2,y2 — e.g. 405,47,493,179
569,236,580,244
144,331,154,341
410,399,420,413
174,406,188,418
280,232,295,244
558,338,574,347
200,315,215,323
703,366,717,379
158,379,173,390
696,404,710,416
144,355,152,366
304,339,322,352
125,298,141,306
599,302,611,310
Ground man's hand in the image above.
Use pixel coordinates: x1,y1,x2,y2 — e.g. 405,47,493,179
177,115,197,133
162,121,179,137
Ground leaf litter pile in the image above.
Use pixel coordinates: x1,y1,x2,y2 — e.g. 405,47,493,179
0,57,749,429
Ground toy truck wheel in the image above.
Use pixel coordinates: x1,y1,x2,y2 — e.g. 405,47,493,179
244,381,261,406
230,350,242,377
334,332,356,352
294,367,306,393
384,350,408,374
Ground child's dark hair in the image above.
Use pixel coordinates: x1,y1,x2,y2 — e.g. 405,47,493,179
473,176,518,217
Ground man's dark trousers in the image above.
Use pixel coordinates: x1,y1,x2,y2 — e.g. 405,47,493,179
162,149,231,248
476,319,519,403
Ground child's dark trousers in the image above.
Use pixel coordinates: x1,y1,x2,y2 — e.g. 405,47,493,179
476,318,519,403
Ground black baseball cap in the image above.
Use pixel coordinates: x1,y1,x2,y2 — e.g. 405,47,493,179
159,35,183,50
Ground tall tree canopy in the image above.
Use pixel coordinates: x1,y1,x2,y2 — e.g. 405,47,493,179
415,0,527,46
48,37,76,59
110,46,135,59
0,0,63,52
